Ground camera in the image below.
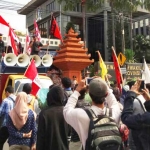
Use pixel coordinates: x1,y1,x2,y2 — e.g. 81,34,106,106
139,80,146,92
85,77,93,85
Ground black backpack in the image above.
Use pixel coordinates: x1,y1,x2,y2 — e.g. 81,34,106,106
84,108,122,150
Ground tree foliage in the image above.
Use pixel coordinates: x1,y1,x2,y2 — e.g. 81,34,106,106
66,22,76,33
133,35,150,62
125,49,136,63
57,0,104,12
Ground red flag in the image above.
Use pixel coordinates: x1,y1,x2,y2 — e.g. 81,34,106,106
50,15,63,41
34,20,41,41
0,15,9,35
31,82,40,96
8,27,18,56
112,47,123,93
24,59,38,81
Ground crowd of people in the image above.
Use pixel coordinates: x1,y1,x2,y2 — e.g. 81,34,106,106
0,72,150,150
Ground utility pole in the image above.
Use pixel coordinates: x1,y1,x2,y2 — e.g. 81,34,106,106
81,0,86,49
120,13,125,54
130,0,133,50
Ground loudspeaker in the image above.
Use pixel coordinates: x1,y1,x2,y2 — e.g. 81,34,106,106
30,55,41,67
3,53,17,66
42,54,53,67
17,54,30,67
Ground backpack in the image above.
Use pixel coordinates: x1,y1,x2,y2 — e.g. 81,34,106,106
84,108,122,150
28,96,35,111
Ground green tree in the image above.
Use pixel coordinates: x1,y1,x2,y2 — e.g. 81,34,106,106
125,49,136,63
144,0,150,11
133,35,150,62
66,22,76,33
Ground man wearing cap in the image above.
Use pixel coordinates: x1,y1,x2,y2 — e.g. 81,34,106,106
63,78,121,150
0,34,5,60
29,35,49,55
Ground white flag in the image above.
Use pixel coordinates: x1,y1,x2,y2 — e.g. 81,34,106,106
142,59,150,83
23,28,31,55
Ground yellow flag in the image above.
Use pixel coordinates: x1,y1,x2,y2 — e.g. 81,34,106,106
99,55,107,79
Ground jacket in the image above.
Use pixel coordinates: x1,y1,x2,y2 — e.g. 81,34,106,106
36,106,69,150
121,91,150,150
64,89,121,149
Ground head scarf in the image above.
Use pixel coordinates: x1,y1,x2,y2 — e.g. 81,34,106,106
47,86,64,107
9,92,29,130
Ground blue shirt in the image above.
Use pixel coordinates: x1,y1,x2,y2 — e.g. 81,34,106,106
0,95,16,127
7,109,37,147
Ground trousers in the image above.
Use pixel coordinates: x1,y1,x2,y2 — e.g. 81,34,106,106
9,145,30,150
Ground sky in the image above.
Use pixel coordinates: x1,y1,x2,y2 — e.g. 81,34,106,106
0,0,31,33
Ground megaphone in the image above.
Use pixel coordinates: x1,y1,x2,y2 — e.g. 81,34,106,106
30,55,41,67
17,54,30,67
42,54,53,67
4,53,17,66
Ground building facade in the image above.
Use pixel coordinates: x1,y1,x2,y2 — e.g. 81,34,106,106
18,0,149,61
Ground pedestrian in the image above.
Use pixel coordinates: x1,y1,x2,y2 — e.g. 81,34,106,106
63,78,121,149
0,34,5,60
121,80,150,150
22,83,41,115
29,35,48,55
7,92,36,150
0,86,16,150
61,77,73,105
36,86,69,150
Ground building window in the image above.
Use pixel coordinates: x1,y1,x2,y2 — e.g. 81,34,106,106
140,20,144,35
46,1,55,13
39,22,48,38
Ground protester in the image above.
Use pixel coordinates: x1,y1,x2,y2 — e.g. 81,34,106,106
61,77,73,105
112,80,121,101
126,80,146,150
0,86,16,150
36,86,69,150
69,87,90,150
22,83,41,115
29,35,48,55
63,78,121,149
7,92,36,150
121,80,150,150
0,34,5,60
120,85,129,106
72,76,78,90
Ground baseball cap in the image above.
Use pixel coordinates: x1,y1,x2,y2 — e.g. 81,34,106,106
89,78,108,98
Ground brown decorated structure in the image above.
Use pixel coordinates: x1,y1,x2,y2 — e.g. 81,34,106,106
53,28,93,81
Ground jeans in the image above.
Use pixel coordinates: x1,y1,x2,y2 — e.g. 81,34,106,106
0,126,9,150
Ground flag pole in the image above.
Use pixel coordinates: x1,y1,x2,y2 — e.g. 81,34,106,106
112,46,123,86
46,12,53,54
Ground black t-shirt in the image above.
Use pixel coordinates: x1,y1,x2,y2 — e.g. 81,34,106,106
30,41,43,55
0,40,5,53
